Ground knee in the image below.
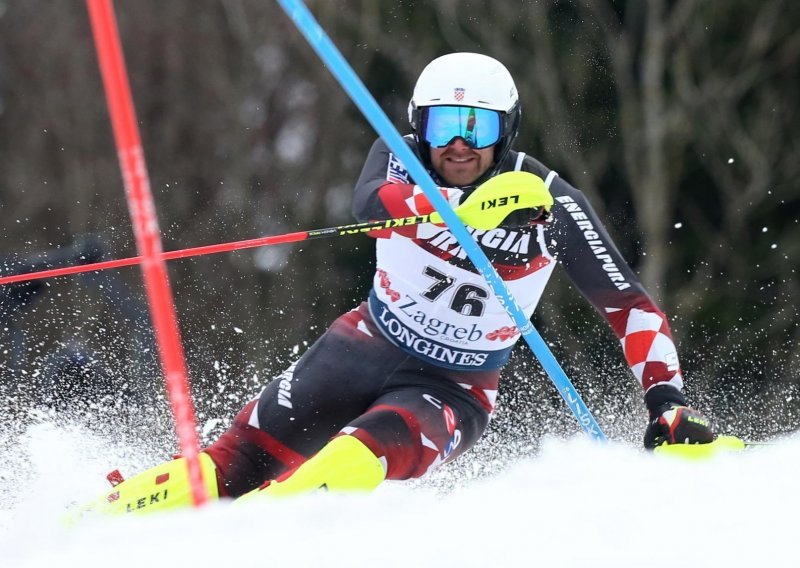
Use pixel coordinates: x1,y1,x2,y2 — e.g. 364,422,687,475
347,404,483,480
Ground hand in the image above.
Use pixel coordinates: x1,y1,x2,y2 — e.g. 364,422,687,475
445,171,553,230
644,404,715,449
643,384,714,449
498,205,550,228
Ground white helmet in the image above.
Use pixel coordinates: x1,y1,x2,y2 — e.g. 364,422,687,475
408,53,522,184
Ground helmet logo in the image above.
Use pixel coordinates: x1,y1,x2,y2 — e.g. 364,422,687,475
454,87,465,102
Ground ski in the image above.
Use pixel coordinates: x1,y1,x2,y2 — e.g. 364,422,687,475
653,435,769,459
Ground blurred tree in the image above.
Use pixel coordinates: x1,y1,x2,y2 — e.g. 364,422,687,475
0,0,797,438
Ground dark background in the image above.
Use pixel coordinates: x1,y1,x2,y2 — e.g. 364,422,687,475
1,1,798,447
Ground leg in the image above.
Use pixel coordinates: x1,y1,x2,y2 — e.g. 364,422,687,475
76,304,401,517
245,372,491,498
206,304,409,496
347,379,490,480
236,434,386,501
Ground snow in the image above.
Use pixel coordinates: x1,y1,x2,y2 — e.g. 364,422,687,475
1,421,798,567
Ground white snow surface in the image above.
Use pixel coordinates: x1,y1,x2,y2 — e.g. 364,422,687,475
1,422,798,568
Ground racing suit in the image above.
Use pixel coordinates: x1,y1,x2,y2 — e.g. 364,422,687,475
205,136,683,496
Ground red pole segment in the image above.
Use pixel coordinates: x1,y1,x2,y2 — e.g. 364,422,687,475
0,212,437,286
86,0,207,506
0,230,311,285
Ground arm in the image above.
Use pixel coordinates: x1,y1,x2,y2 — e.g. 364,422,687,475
352,137,462,238
550,179,682,390
548,178,713,446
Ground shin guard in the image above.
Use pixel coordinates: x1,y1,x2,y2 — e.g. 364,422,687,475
76,453,220,518
238,435,386,501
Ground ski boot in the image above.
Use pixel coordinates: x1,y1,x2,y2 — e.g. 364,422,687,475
236,435,386,502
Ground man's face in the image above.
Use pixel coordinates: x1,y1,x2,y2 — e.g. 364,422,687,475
429,138,495,187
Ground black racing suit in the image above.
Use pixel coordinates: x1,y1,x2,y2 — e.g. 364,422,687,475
205,136,684,496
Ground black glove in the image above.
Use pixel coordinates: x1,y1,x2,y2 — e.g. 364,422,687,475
643,385,714,449
501,206,550,229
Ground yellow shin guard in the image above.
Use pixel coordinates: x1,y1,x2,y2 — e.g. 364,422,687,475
239,435,386,502
78,452,220,518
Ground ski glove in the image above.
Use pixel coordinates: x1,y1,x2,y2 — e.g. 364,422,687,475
499,204,550,229
443,171,553,231
643,385,715,449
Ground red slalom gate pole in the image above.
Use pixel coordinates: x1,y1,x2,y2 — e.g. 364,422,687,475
86,0,207,506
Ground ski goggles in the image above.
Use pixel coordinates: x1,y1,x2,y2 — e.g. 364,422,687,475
421,105,503,150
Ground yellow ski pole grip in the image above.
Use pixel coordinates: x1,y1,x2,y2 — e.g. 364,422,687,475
430,171,554,230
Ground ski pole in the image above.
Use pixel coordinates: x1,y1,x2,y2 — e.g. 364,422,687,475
0,215,428,286
1,179,542,288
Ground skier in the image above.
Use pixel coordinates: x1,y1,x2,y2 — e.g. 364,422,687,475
88,52,714,514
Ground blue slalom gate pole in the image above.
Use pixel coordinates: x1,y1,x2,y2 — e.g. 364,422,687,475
276,0,606,442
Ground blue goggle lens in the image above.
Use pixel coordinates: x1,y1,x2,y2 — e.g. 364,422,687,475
422,106,502,150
